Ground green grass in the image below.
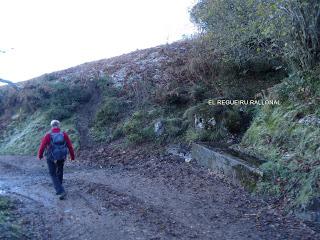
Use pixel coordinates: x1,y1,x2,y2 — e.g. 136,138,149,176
0,110,79,156
90,96,129,142
0,197,26,239
240,68,320,209
122,110,157,144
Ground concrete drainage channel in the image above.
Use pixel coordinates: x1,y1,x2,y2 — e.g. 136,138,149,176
166,142,265,189
190,142,320,228
191,143,264,190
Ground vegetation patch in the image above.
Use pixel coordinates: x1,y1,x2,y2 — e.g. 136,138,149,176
240,68,320,209
123,110,158,144
0,197,26,239
43,82,92,121
90,79,130,142
0,111,79,155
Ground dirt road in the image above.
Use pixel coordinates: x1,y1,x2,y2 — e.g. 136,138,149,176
0,154,318,240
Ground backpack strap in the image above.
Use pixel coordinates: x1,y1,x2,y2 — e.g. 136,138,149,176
49,131,54,146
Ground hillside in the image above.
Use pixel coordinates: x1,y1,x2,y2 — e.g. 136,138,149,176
1,0,320,237
0,41,194,154
1,39,320,238
0,40,282,155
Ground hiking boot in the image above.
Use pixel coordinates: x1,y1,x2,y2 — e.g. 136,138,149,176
58,191,67,200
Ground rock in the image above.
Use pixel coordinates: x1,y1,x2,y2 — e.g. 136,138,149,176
166,144,193,163
154,120,164,136
98,70,106,79
97,148,104,154
282,153,296,161
194,115,205,130
298,115,320,126
11,113,20,120
208,117,216,127
184,155,192,163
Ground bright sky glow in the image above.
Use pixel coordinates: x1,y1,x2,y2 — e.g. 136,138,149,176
0,0,196,82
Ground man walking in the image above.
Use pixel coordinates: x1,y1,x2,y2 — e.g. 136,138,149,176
38,120,75,200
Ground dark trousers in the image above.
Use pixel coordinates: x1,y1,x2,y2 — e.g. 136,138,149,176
46,158,65,194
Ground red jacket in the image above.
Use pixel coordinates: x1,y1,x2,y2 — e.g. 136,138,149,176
38,127,75,160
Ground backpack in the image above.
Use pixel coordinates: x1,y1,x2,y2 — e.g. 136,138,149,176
47,131,68,161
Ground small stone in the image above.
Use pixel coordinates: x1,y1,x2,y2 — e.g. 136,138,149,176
154,120,164,136
208,117,216,127
298,115,320,126
194,115,205,130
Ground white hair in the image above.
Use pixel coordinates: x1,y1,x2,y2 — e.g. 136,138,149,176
50,120,60,128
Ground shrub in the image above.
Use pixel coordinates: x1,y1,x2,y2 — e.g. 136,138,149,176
46,106,74,121
91,96,128,142
191,84,210,102
184,127,228,143
41,82,92,121
49,82,91,106
154,85,190,106
97,76,121,97
110,124,125,140
94,97,128,127
163,118,187,138
154,117,188,144
191,0,320,71
123,111,156,144
222,109,242,134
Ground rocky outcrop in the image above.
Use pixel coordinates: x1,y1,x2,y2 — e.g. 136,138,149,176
35,41,194,89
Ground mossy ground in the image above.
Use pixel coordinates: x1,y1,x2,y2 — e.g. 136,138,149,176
0,196,26,239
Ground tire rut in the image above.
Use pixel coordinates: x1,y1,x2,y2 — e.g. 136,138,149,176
0,155,318,240
83,181,201,239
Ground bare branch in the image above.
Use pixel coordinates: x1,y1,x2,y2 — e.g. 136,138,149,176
0,78,22,90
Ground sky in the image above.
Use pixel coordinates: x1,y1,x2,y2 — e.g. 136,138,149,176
0,0,197,83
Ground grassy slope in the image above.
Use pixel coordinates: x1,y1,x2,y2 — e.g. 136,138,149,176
0,39,285,151
240,67,320,209
1,40,318,215
0,41,283,153
0,110,79,156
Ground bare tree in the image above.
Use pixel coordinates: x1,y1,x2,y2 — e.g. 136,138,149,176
0,78,21,90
